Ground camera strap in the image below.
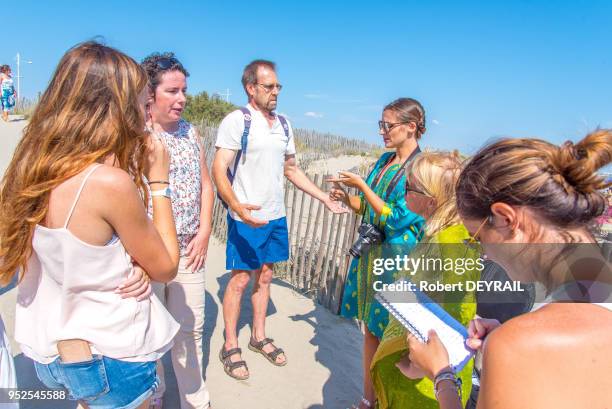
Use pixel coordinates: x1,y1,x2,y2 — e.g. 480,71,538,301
370,146,421,202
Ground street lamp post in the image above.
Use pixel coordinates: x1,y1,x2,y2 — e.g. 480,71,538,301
220,88,231,103
214,89,231,103
15,53,33,105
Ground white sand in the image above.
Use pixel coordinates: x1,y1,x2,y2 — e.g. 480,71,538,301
305,154,376,176
0,119,364,409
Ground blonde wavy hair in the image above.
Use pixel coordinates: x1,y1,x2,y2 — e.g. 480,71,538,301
407,150,464,237
0,41,149,285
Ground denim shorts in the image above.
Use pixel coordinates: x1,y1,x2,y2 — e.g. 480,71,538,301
34,355,158,409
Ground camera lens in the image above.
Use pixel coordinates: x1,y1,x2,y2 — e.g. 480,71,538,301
349,239,364,258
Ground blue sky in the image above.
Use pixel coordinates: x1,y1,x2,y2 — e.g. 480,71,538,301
2,0,611,153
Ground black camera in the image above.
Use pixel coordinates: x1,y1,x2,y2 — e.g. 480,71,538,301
349,223,385,258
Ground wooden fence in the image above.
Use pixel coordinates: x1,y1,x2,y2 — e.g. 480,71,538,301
199,121,364,314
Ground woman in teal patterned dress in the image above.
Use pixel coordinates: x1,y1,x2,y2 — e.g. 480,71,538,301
328,98,427,409
0,65,16,122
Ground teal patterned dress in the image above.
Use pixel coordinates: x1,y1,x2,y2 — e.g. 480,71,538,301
0,76,15,112
340,152,425,339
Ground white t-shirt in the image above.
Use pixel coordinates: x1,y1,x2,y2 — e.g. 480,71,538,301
216,104,296,222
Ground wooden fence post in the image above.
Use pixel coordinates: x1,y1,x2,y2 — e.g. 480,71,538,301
297,174,320,290
290,178,308,285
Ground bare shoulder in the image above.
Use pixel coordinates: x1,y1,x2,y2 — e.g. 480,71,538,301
507,302,611,335
480,304,612,408
87,165,140,197
485,303,612,360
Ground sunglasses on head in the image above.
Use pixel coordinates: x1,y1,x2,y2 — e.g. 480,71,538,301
405,181,430,197
155,57,179,70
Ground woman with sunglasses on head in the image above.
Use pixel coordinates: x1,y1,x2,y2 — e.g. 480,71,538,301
0,65,16,122
141,52,214,409
0,42,180,409
405,131,612,409
370,150,481,408
328,98,427,409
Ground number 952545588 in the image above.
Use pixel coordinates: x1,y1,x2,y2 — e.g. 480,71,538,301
6,389,67,401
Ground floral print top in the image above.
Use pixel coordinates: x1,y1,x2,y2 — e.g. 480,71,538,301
154,119,202,252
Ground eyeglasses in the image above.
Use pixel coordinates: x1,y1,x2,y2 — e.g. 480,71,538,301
155,57,179,70
463,216,492,251
378,120,414,133
405,182,431,197
257,83,283,93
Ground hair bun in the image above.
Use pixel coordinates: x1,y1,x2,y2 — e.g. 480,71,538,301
418,123,426,134
561,140,587,161
555,130,612,194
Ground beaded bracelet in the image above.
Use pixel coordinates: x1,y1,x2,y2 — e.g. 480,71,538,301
147,180,170,185
434,369,462,401
435,385,459,400
360,397,373,408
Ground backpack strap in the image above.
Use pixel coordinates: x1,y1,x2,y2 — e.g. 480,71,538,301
220,109,289,210
227,107,252,181
238,107,252,157
277,114,290,138
220,107,252,209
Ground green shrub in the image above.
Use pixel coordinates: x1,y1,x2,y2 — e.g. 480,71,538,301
183,92,238,124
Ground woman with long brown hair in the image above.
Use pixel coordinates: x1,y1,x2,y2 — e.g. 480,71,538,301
0,42,180,409
405,131,612,408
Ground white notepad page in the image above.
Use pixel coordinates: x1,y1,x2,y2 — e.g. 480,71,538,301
376,280,475,371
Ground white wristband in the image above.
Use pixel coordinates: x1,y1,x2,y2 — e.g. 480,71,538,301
151,187,172,198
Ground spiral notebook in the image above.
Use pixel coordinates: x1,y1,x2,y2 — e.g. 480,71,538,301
375,279,474,371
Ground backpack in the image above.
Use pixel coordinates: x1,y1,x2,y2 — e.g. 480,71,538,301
219,107,290,209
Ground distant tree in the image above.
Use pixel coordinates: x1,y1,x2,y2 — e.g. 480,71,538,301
183,91,238,124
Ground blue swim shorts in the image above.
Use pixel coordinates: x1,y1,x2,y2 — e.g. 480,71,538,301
34,355,158,409
226,215,289,270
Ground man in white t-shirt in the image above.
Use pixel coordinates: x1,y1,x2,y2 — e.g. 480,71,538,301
213,60,346,380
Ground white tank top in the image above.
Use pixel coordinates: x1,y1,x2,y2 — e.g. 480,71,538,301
15,165,179,363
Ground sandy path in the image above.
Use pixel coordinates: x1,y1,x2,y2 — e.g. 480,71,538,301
305,154,375,176
0,119,363,409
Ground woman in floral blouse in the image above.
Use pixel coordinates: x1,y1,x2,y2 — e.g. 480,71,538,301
142,52,214,409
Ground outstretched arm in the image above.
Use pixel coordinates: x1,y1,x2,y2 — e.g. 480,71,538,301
327,171,386,215
284,154,347,214
328,183,363,213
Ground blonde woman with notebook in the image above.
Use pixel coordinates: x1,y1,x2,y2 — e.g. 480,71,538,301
370,150,480,408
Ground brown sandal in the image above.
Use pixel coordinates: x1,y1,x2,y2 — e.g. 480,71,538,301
248,337,287,366
219,346,249,380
